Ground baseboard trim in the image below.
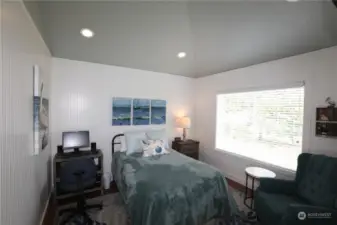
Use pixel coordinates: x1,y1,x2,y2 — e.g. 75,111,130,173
223,171,246,187
39,192,52,225
226,177,251,193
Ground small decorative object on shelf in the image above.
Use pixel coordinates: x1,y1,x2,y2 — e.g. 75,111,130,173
316,104,337,138
325,97,336,108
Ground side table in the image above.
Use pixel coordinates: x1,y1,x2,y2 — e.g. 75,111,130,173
244,167,276,210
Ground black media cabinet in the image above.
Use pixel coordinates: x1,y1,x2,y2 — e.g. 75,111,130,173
53,149,104,203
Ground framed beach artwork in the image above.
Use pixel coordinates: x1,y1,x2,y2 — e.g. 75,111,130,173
151,100,166,125
34,97,49,151
112,97,132,126
33,65,49,155
133,99,150,125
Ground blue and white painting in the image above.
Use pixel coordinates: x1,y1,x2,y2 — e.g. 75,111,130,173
133,99,150,125
112,97,132,126
151,100,166,125
34,96,49,151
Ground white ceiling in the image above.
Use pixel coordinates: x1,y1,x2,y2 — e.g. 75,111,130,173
25,0,337,77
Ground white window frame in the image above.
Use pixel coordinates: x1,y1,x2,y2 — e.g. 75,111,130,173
215,82,305,171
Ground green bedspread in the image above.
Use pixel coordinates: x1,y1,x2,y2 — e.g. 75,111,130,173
112,150,239,225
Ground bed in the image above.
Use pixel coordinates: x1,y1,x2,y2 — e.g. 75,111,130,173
111,133,241,225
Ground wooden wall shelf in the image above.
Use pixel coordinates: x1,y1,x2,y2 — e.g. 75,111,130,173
316,107,337,137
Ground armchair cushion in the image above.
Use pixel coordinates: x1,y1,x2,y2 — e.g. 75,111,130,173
297,154,337,209
255,191,307,225
259,178,296,195
256,153,337,225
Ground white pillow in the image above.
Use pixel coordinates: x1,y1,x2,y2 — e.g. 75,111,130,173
120,136,127,152
141,139,169,157
146,129,169,149
124,131,147,155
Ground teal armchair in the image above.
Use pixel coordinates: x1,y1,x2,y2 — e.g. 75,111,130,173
255,153,337,225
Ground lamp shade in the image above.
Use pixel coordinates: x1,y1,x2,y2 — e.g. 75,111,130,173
176,117,191,129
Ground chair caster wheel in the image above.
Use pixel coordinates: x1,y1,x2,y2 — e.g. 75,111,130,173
247,211,257,222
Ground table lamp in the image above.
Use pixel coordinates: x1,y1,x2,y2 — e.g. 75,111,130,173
176,116,191,141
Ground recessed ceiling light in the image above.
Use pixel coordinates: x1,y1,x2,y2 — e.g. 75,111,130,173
177,52,186,58
81,28,94,38
286,0,299,2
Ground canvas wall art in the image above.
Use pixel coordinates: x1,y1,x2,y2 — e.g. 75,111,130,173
112,97,132,126
33,65,49,155
34,97,49,151
111,97,167,126
133,99,150,125
151,100,166,125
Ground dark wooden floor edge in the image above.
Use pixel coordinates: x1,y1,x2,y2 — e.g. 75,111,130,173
41,194,55,225
225,177,251,193
42,182,118,225
42,179,247,225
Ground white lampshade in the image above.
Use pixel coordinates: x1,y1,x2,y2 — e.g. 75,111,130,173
176,116,191,129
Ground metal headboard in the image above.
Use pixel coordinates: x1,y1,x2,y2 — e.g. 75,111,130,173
111,133,124,155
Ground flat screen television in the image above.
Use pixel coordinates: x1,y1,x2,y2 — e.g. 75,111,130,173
62,131,90,150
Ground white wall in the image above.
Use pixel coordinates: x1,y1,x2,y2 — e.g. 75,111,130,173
51,58,194,173
0,0,3,222
0,2,52,225
195,46,337,185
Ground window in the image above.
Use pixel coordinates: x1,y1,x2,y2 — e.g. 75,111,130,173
216,86,304,170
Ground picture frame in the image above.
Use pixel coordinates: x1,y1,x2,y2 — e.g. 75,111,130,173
112,97,132,126
33,65,49,155
133,99,150,125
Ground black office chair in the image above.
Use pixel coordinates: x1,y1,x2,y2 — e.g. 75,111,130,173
58,158,103,225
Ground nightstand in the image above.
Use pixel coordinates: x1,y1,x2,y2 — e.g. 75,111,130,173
172,140,199,160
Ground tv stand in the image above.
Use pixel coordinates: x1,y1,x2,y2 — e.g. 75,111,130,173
57,145,97,155
56,149,100,159
53,149,103,201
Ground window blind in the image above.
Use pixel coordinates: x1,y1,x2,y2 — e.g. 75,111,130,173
216,86,304,170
